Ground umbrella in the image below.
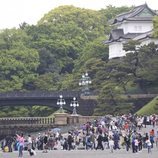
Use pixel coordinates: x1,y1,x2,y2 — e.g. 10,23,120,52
51,128,61,133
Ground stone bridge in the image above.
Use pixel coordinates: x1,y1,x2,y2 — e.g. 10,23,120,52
0,91,157,116
0,91,97,116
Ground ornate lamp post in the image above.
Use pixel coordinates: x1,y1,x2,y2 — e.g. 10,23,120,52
70,97,79,115
79,72,92,96
57,95,66,113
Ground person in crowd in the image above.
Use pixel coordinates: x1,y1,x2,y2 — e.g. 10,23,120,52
134,137,139,153
90,131,96,149
63,138,68,150
149,129,155,148
96,132,104,150
82,132,86,149
43,133,48,153
27,134,36,156
113,130,120,150
108,136,114,153
143,116,147,128
16,133,25,158
5,136,14,152
124,133,130,151
67,132,73,150
85,133,93,150
103,133,109,149
31,136,36,150
151,114,156,128
150,135,154,148
27,135,32,151
1,140,5,151
137,117,142,130
146,138,152,153
48,135,55,150
131,131,136,153
36,133,43,150
138,133,143,151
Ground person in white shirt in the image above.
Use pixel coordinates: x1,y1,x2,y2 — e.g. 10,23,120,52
108,136,114,153
134,138,139,152
146,138,152,153
27,135,32,150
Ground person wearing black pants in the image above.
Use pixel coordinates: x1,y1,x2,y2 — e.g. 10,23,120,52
67,133,73,150
96,133,104,150
138,133,143,151
124,134,130,151
43,133,48,153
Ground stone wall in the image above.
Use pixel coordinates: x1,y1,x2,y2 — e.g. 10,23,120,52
54,113,101,125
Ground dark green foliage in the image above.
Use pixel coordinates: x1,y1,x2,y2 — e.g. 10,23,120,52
94,41,158,116
0,106,56,117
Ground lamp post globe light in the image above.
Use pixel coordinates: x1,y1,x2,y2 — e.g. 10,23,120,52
79,72,92,96
57,95,66,113
70,97,79,115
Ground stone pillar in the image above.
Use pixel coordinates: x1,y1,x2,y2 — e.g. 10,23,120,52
71,115,79,124
67,115,80,125
54,113,68,126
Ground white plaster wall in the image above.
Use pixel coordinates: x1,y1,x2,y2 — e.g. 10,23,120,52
117,21,153,34
109,42,126,59
109,39,158,59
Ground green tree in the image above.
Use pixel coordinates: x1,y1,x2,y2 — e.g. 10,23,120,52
153,16,158,37
34,72,60,91
0,29,39,92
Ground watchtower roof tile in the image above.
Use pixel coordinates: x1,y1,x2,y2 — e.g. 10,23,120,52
111,3,157,24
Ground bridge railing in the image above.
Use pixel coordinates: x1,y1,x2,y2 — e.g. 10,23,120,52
0,117,54,127
0,115,102,127
0,91,80,98
81,94,158,100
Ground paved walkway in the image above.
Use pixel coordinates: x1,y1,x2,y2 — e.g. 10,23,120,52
0,148,157,158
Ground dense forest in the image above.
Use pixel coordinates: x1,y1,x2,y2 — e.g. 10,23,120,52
0,5,158,117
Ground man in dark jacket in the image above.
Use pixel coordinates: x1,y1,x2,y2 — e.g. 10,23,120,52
67,132,73,150
96,133,104,150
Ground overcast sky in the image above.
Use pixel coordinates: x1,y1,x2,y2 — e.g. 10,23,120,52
0,0,158,29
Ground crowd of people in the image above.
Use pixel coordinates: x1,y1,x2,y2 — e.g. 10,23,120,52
1,114,158,157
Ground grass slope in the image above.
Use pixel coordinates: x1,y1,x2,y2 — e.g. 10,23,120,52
136,96,158,115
